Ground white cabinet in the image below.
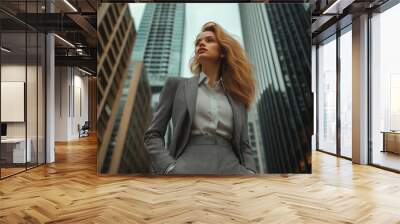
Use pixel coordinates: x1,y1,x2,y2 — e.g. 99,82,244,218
1,138,32,163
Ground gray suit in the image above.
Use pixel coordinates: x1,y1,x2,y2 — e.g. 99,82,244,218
143,75,257,174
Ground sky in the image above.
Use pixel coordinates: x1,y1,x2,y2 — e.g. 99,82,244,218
129,3,243,78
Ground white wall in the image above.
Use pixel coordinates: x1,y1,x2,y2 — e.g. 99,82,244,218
74,70,89,134
1,64,26,81
1,82,25,122
1,65,36,137
55,67,69,141
54,67,89,141
1,65,26,138
1,63,46,164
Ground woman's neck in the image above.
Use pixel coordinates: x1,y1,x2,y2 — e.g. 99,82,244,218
202,64,220,87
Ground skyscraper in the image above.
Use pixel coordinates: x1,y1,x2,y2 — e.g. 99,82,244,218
247,106,266,173
239,4,312,173
97,4,152,174
132,3,185,108
131,3,185,149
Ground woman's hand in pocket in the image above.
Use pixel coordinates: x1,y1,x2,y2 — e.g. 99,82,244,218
164,162,177,174
240,165,256,175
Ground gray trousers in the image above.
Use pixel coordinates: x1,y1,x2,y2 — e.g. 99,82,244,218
169,135,254,175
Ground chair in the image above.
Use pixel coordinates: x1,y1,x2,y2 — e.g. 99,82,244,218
79,121,90,138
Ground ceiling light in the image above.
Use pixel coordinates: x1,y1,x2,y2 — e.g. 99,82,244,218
78,67,94,76
322,0,343,15
322,0,355,15
54,34,75,48
63,0,78,12
76,48,85,55
1,47,11,53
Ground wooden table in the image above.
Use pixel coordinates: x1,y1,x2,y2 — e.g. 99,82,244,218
1,138,32,164
381,131,400,154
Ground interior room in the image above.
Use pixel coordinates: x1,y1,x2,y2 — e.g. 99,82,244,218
0,0,97,179
0,21,46,178
313,0,400,173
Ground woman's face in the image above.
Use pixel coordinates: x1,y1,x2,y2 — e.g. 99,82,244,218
195,31,222,64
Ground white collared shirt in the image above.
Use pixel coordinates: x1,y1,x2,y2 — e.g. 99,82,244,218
191,72,233,140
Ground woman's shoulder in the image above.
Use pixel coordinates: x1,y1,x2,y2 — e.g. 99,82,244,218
165,76,193,87
165,76,186,83
162,77,185,94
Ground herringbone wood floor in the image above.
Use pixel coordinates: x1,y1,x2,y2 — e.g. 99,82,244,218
0,135,399,224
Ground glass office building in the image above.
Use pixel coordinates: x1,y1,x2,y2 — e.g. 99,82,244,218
97,3,135,145
247,106,266,173
132,3,185,108
97,4,152,174
240,4,312,173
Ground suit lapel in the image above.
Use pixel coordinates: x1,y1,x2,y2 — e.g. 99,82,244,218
226,94,243,150
185,75,200,125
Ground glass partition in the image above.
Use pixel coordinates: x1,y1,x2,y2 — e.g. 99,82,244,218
1,31,28,177
0,0,46,179
371,3,400,171
317,35,337,155
339,27,352,158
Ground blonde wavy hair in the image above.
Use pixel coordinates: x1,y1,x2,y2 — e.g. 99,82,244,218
189,21,255,110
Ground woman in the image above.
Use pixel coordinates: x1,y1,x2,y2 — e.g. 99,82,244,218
144,22,256,175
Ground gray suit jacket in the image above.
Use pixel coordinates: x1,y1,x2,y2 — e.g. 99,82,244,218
143,75,257,174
